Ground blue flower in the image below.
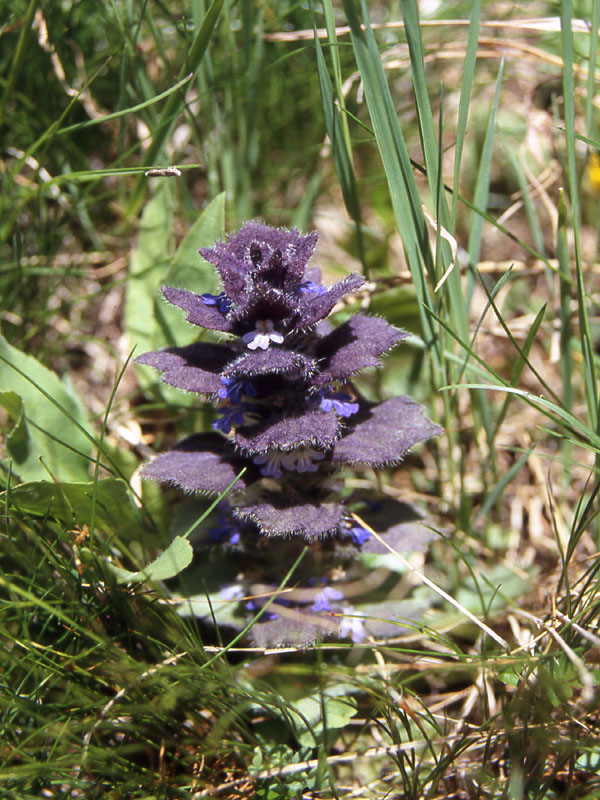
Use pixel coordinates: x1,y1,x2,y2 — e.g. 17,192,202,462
311,584,344,613
339,606,366,643
201,291,232,313
209,510,242,545
299,280,327,296
242,319,284,350
253,450,286,478
318,391,359,418
218,376,257,403
212,403,246,434
345,522,371,546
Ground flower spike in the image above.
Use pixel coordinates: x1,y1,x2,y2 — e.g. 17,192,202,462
138,222,442,646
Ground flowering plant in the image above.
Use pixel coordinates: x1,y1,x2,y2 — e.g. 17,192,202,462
138,222,441,646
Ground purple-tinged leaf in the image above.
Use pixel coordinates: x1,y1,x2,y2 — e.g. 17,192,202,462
359,500,437,553
162,286,234,332
294,273,365,329
235,498,343,538
249,608,336,648
331,397,442,466
235,409,340,454
142,433,250,493
314,315,408,384
136,342,232,394
359,599,429,639
224,348,316,380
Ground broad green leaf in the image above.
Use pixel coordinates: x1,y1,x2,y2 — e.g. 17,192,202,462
0,391,28,461
125,180,174,366
454,565,532,617
107,536,193,584
161,191,225,344
0,336,91,482
287,688,357,746
2,478,139,531
367,286,421,332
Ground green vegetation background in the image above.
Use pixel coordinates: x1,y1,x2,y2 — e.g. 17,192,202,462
2,1,600,797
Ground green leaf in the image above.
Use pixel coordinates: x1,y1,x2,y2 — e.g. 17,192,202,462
455,564,532,615
124,181,174,366
497,666,523,687
273,685,357,747
160,191,225,344
340,0,440,374
451,0,481,227
368,286,421,331
0,336,91,482
0,391,28,460
2,478,139,531
107,536,193,584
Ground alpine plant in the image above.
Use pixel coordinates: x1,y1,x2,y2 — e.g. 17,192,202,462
138,222,442,647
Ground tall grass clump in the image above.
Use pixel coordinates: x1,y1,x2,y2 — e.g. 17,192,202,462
2,1,600,797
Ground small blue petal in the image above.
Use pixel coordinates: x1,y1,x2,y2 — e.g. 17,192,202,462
201,291,232,313
347,524,371,546
299,280,328,296
209,514,242,545
218,376,256,403
212,403,246,434
339,607,366,643
319,392,359,417
311,585,344,613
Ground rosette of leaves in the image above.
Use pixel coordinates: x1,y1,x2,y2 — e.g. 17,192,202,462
137,222,442,646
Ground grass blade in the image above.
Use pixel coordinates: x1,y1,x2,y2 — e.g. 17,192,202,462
401,0,468,346
56,74,194,136
475,445,536,522
557,188,573,413
124,0,224,218
467,58,504,269
0,0,37,126
313,14,365,271
561,0,597,430
451,0,482,228
340,0,437,358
